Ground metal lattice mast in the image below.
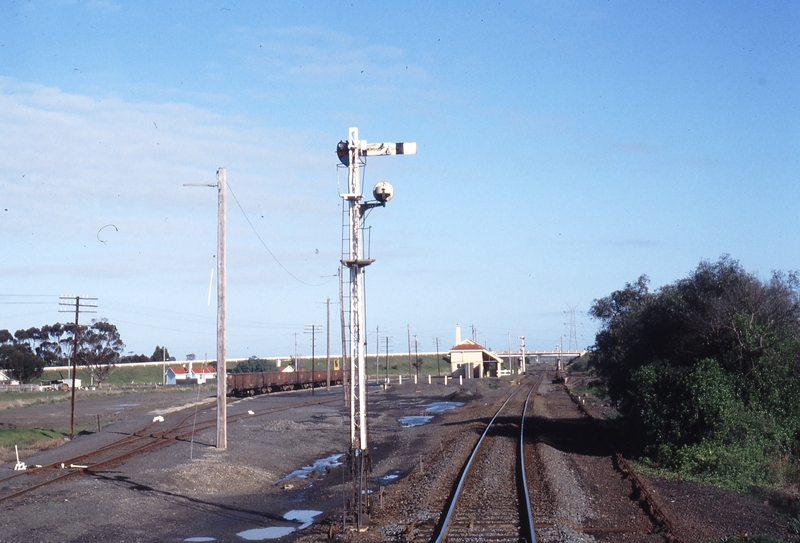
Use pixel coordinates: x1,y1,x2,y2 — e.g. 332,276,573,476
566,303,578,351
337,127,415,530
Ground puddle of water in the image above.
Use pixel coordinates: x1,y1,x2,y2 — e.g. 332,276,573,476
114,403,140,408
398,415,433,427
235,510,322,540
396,399,424,406
237,526,295,540
184,538,216,542
284,509,322,530
425,401,464,413
277,454,342,482
374,469,403,485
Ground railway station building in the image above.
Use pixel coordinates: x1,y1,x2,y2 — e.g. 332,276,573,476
447,326,504,378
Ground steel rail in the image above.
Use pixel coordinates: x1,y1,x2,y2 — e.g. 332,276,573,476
432,377,541,543
0,409,197,487
519,381,538,543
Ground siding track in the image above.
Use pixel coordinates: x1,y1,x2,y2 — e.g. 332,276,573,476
0,394,340,504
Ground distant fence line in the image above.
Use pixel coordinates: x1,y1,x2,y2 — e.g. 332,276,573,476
0,384,40,392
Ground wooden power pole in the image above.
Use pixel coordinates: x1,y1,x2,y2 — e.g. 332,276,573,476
184,167,227,449
59,295,97,440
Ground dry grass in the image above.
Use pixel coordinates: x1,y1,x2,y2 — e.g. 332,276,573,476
0,436,67,463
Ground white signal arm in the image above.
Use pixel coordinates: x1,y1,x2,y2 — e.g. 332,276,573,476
360,141,417,157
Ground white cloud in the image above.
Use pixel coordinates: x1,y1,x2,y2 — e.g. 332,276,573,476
0,77,344,354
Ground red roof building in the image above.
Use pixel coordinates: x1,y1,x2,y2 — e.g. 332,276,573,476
448,327,504,378
166,363,217,385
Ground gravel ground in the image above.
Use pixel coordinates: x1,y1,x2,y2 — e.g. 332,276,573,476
0,379,493,543
0,375,793,543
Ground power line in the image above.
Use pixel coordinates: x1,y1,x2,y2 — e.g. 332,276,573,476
226,181,335,288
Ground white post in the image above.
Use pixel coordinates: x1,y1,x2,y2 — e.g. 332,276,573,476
459,375,463,385
444,375,448,385
428,374,431,385
399,375,402,385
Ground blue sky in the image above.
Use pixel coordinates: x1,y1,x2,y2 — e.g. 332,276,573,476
1,1,798,360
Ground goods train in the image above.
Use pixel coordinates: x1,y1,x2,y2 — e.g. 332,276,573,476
227,369,343,396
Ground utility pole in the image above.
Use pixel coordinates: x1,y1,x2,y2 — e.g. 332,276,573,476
294,332,300,370
414,335,419,378
337,127,415,530
435,337,440,376
384,336,393,381
375,325,380,384
59,295,97,440
327,298,331,393
305,324,322,395
407,324,412,377
184,167,227,449
316,295,338,392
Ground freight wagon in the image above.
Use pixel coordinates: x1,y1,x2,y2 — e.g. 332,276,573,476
227,369,343,396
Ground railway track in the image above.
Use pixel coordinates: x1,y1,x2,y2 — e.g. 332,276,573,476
424,373,544,543
0,393,341,505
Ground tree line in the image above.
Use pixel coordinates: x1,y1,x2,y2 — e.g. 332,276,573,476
590,255,800,490
0,321,174,386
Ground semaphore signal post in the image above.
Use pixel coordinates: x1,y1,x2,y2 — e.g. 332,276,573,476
337,127,415,531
